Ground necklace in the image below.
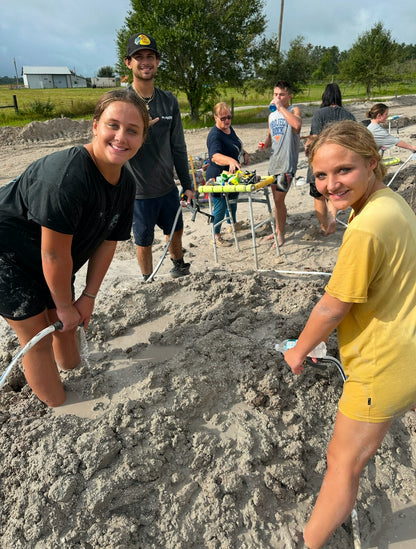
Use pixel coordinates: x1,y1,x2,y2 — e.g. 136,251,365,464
134,87,155,111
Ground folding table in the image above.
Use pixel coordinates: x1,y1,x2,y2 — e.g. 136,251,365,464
198,175,280,269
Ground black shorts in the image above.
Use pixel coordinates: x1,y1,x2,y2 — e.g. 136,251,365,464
307,166,323,198
0,251,74,320
309,180,324,198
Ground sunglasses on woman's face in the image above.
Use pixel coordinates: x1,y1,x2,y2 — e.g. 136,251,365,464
218,115,232,122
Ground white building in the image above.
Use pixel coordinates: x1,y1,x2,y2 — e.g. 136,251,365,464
22,66,87,89
91,77,117,88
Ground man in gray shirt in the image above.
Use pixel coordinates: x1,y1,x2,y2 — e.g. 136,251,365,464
125,33,194,279
261,81,301,247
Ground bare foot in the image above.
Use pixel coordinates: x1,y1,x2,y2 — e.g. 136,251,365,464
271,234,285,248
323,220,336,236
266,233,285,247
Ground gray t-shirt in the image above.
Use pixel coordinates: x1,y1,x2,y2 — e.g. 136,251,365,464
367,122,400,150
268,106,300,176
310,105,355,135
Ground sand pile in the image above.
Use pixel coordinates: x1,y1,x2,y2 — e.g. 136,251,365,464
0,117,92,146
1,270,415,548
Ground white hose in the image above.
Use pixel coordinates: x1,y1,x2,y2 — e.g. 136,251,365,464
146,204,183,282
387,152,416,188
258,268,331,277
0,320,62,389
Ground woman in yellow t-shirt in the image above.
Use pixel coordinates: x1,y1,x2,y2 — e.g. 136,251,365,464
284,120,416,549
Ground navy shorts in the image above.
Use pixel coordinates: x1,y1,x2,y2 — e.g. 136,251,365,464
132,187,184,247
0,251,74,320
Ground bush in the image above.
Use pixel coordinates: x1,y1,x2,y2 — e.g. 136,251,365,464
27,99,55,117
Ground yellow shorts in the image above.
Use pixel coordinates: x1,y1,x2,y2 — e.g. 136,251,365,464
338,372,416,423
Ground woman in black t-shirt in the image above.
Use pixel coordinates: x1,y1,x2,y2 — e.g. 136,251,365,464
0,89,149,407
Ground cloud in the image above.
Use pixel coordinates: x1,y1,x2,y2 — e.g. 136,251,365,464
1,0,415,77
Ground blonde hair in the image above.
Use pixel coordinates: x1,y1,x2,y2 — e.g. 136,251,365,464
309,120,387,180
213,102,231,117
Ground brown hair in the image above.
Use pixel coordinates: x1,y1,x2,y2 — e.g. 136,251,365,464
308,120,387,180
93,89,149,139
274,80,292,94
366,103,388,120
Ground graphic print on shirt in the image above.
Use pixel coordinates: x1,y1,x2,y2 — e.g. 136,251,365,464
270,116,287,142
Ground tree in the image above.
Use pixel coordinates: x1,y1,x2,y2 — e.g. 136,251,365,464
116,0,267,120
97,66,115,77
396,42,416,62
256,35,313,93
311,46,341,80
340,22,397,99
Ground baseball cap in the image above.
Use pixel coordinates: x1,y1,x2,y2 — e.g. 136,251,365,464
126,33,160,58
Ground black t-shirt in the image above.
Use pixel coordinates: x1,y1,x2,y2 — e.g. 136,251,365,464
127,86,192,199
206,125,243,180
0,146,135,277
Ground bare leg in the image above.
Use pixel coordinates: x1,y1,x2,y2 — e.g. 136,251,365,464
314,197,328,233
6,312,71,407
272,187,287,246
303,411,392,549
136,244,153,276
324,200,337,236
168,229,184,260
48,309,80,371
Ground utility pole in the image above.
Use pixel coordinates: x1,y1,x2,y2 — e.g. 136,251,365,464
277,0,284,53
13,57,19,87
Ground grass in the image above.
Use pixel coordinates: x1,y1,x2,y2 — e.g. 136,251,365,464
1,81,416,129
0,87,109,126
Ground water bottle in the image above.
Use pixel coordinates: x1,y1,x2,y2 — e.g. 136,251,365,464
275,339,327,358
269,103,277,112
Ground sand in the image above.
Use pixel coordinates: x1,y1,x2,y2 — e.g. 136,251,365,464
0,96,415,548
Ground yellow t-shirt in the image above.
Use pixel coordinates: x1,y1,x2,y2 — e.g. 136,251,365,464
326,188,416,422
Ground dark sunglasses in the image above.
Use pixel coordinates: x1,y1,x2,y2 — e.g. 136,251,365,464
218,115,232,121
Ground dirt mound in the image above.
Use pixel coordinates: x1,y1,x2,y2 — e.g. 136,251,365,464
1,272,415,548
0,117,92,146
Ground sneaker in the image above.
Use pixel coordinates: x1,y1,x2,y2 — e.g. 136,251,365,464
295,176,307,187
170,259,191,278
227,221,244,233
214,235,232,247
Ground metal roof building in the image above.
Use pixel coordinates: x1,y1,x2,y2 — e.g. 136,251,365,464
22,66,87,89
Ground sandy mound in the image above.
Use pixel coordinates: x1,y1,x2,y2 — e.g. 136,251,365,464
1,270,415,548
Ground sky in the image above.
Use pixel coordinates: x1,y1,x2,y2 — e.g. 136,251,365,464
1,0,416,78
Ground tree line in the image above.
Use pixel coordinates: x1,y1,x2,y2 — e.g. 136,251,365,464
115,1,415,121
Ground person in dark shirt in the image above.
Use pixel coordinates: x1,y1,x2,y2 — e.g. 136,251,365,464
0,89,149,407
305,83,355,235
125,32,194,279
206,102,248,246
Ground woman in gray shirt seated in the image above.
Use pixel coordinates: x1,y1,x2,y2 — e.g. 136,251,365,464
366,103,416,153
